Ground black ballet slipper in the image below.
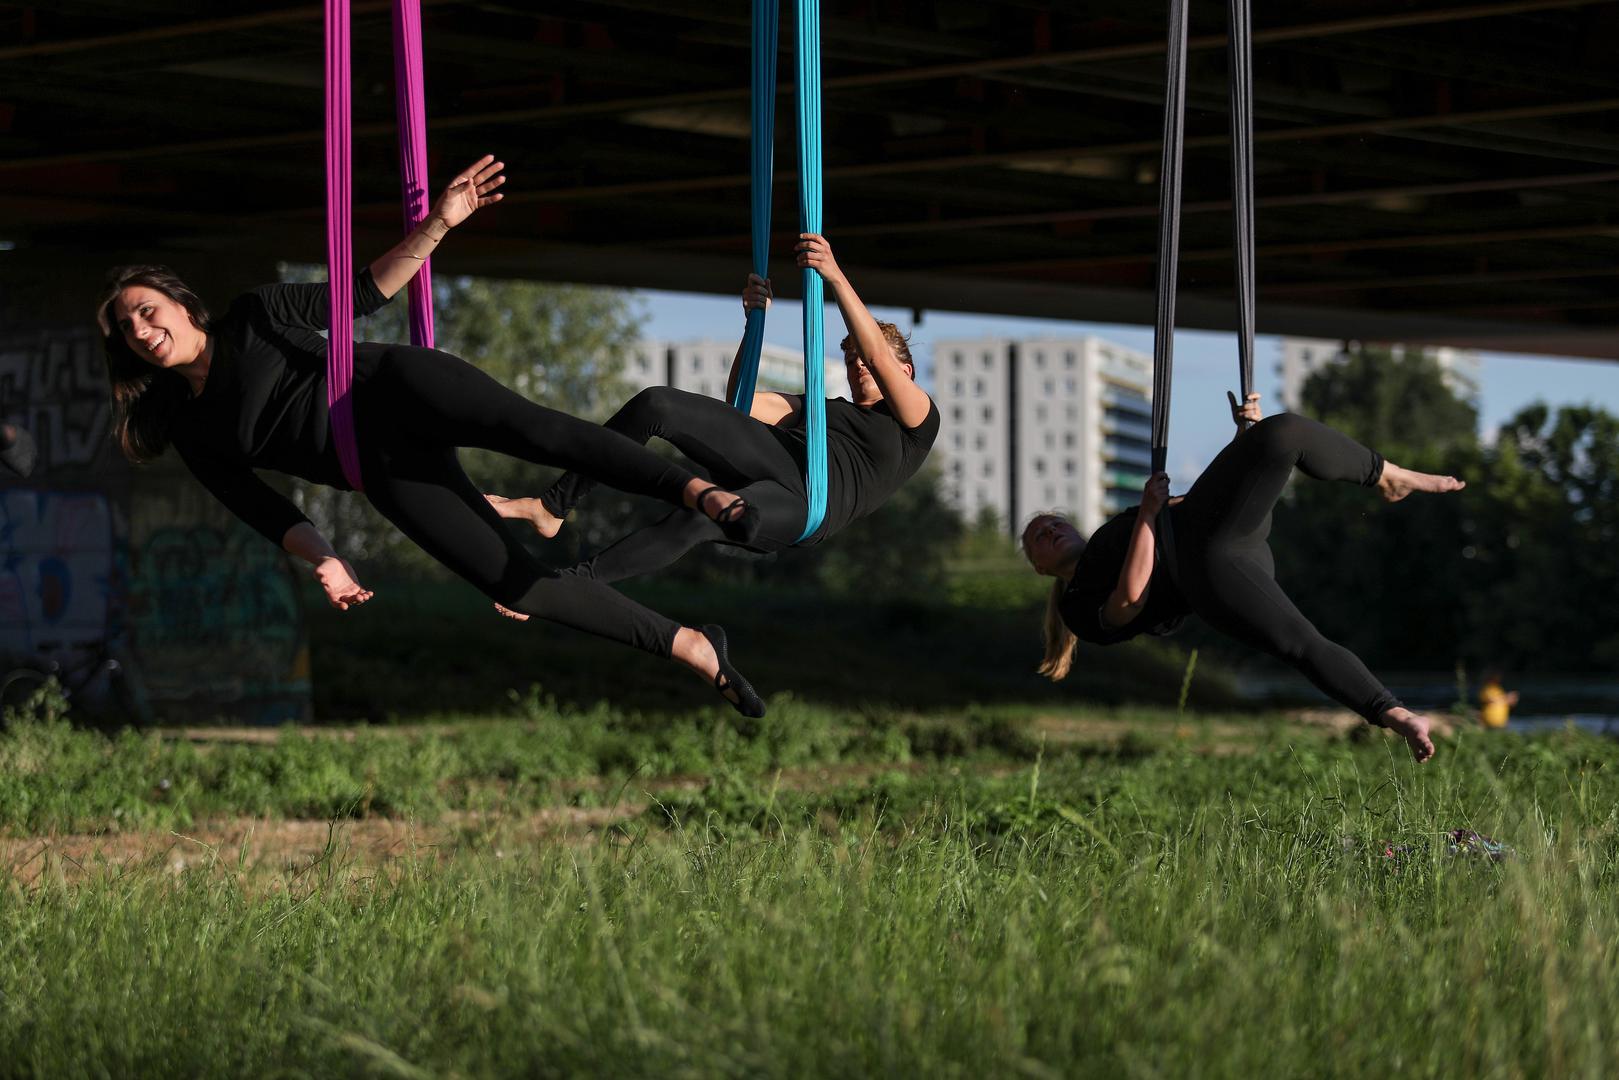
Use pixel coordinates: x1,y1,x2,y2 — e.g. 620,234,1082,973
701,623,766,718
696,485,762,546
0,425,37,479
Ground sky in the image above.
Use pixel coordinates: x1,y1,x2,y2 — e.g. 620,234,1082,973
634,287,1619,483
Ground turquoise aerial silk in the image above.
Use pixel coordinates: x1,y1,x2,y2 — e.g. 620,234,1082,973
731,0,828,543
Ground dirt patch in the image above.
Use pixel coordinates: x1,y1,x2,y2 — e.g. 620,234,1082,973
1,805,641,887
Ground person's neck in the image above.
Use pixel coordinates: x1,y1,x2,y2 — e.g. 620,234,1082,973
179,334,214,397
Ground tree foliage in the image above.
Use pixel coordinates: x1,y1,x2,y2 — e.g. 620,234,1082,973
1270,344,1618,675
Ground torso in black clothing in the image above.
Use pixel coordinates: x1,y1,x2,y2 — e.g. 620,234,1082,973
771,397,940,542
1059,506,1192,646
166,270,391,544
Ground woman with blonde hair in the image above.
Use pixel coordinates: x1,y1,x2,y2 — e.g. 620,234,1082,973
1022,394,1462,762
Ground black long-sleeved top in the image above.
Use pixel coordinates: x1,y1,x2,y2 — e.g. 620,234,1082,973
771,397,941,543
1059,506,1190,645
169,270,390,545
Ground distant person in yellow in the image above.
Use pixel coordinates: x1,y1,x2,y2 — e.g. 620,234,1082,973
1479,671,1519,729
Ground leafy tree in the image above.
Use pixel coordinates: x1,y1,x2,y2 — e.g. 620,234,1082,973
1272,343,1619,675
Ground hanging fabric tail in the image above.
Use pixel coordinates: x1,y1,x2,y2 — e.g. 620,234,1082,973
731,0,779,411
1227,0,1256,421
325,0,364,492
392,0,434,349
1149,0,1189,476
795,0,828,542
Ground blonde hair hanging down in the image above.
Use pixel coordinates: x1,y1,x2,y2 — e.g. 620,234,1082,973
1021,511,1080,682
1038,578,1078,681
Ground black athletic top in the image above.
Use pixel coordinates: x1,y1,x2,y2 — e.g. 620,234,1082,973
169,270,390,545
1059,506,1191,645
773,396,940,543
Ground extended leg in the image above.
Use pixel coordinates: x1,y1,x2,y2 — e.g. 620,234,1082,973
566,480,806,585
1177,413,1385,544
361,345,691,504
362,443,683,655
543,386,806,517
1190,546,1401,724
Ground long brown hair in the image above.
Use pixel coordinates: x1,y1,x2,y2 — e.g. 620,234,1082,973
1021,512,1079,681
96,265,210,463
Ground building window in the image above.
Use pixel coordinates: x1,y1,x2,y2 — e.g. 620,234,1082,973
951,460,963,476
690,355,701,371
1065,351,1076,368
953,433,963,449
952,406,963,423
1064,459,1076,476
1064,432,1076,448
1035,404,1047,422
982,351,993,369
953,351,965,369
1034,351,1045,368
1033,458,1046,476
952,379,963,395
973,378,985,396
1067,404,1078,420
982,461,993,478
974,433,986,450
982,406,993,423
1043,379,1054,395
1064,377,1077,394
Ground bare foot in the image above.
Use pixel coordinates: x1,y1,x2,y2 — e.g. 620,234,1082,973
1378,463,1466,503
1380,708,1436,763
484,494,562,538
493,602,530,623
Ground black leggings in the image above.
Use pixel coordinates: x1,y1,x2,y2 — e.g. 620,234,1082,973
542,387,809,584
1173,413,1401,723
352,344,693,656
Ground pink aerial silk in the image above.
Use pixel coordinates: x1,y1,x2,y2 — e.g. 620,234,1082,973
392,0,435,349
326,0,435,492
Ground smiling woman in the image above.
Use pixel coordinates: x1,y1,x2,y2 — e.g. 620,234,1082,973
92,156,771,717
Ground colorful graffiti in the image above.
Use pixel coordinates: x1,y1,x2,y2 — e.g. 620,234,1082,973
0,331,111,474
0,488,115,655
127,522,311,725
1,326,311,724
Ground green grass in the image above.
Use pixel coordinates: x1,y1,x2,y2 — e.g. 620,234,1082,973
2,693,1618,1076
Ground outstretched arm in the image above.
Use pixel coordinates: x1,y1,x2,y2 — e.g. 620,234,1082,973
1102,473,1170,627
282,522,374,612
724,273,802,427
795,234,933,429
369,155,507,300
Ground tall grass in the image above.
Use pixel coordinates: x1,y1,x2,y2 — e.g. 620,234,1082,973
2,729,1616,1076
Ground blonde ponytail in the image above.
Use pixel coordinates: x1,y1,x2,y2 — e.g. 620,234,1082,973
1037,577,1077,681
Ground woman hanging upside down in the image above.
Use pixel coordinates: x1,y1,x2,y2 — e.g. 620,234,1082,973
1022,394,1464,762
485,233,939,585
97,155,767,716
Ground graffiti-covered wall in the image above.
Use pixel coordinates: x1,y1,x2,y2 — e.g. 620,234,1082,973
1,326,311,724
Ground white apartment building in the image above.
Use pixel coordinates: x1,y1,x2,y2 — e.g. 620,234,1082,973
1277,337,1481,411
933,336,1155,537
625,338,850,400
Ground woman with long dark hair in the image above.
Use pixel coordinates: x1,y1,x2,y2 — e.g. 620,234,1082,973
99,156,766,716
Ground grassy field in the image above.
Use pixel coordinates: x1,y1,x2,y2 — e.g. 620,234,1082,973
3,683,1618,1078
